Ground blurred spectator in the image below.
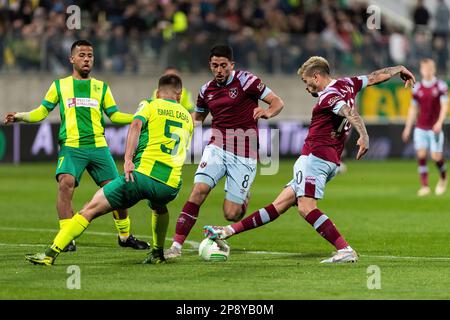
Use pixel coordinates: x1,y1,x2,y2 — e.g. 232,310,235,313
432,0,450,74
0,0,447,77
412,0,430,32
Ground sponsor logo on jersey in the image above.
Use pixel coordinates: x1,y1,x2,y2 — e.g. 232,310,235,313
207,94,214,101
200,162,207,168
66,98,99,108
328,95,341,107
229,87,238,99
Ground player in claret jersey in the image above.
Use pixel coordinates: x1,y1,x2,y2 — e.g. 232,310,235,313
402,58,448,196
204,56,415,263
165,45,284,259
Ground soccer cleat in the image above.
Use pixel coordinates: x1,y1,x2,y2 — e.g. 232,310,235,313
62,240,76,252
142,248,166,264
435,178,448,196
164,244,182,259
320,248,358,264
118,234,150,250
203,225,233,240
417,186,431,197
25,253,55,266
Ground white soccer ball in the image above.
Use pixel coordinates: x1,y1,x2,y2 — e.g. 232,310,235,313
198,238,230,261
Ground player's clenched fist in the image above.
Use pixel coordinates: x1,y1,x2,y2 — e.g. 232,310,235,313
3,112,17,125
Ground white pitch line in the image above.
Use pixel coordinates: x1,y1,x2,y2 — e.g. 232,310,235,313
0,226,199,249
3,226,450,262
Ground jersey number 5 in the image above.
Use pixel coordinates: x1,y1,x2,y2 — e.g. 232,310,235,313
161,120,183,155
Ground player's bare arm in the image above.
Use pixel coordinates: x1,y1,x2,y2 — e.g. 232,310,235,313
433,99,448,134
253,92,284,120
338,104,369,160
124,119,142,182
192,110,209,127
367,65,416,88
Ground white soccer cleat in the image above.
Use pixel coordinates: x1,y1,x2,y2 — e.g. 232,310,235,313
203,225,233,240
435,178,448,196
164,244,182,259
320,247,358,264
417,186,431,197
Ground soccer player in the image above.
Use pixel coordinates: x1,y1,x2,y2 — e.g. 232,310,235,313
152,66,194,112
204,57,415,263
165,45,284,258
402,58,448,196
25,74,193,265
3,40,148,251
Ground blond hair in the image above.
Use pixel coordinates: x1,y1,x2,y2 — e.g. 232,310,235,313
297,56,330,77
420,58,435,67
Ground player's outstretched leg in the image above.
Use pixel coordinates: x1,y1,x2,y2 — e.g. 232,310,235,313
204,187,295,240
298,197,357,264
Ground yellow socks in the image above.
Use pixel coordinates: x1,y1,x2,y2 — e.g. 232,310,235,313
152,211,169,250
51,213,90,253
113,212,130,241
59,218,71,230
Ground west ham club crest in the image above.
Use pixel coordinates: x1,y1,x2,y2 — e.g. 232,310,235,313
229,87,238,99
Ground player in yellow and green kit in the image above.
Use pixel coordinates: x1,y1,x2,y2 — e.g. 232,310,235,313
25,73,193,265
3,40,148,251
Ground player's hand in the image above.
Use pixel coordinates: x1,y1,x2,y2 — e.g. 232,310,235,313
432,123,442,134
124,159,135,182
3,112,17,125
356,137,369,160
401,128,411,143
253,107,270,120
400,67,416,88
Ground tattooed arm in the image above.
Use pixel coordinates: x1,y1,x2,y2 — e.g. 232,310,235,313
367,66,416,88
338,104,369,160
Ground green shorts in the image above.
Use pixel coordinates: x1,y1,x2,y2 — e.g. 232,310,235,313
55,146,119,187
103,171,180,210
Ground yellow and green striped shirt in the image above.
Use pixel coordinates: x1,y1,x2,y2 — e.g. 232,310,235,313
152,87,194,112
133,98,193,188
41,76,121,148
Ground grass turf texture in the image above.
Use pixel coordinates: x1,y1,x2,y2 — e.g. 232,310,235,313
1,160,450,299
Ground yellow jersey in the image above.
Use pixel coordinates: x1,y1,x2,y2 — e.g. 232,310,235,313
133,98,193,188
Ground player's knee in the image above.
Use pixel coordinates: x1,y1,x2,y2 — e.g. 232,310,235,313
223,204,244,222
297,199,316,217
153,206,168,215
431,153,443,162
58,175,75,193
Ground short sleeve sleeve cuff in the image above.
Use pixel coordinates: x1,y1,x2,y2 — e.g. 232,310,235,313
359,76,369,89
332,100,347,115
259,87,272,100
133,115,147,124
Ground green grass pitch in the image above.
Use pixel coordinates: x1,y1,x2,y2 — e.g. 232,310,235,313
1,159,450,299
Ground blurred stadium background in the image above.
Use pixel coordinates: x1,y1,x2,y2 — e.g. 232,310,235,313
1,0,450,163
2,0,450,300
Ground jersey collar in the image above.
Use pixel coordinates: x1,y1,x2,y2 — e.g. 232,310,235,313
216,71,235,87
317,79,337,97
421,77,437,88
